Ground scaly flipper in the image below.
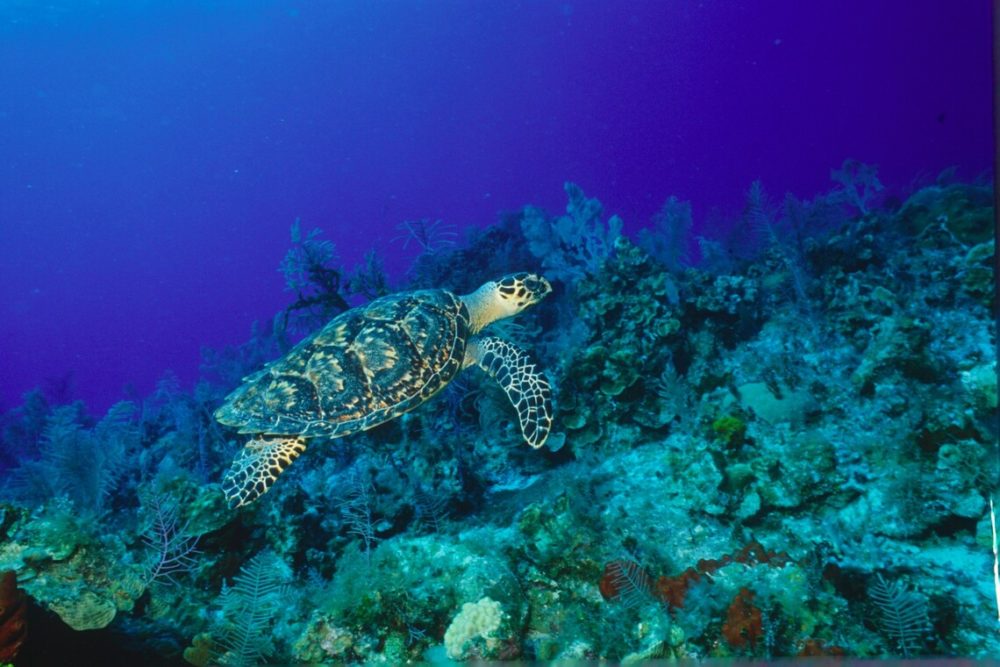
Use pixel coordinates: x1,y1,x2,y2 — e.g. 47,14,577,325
222,436,307,508
465,336,553,448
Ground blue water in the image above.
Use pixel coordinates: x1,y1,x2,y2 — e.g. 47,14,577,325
0,1,991,411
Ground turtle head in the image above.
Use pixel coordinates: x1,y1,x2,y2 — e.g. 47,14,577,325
462,272,552,333
496,272,552,310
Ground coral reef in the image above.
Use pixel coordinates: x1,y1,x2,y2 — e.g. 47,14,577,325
0,168,995,662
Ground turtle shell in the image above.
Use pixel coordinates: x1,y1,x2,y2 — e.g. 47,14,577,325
215,289,470,438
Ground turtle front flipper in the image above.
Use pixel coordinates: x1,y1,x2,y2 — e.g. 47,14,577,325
466,336,553,448
222,436,307,508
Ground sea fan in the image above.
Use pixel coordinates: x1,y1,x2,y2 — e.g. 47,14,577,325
830,158,884,215
214,550,290,667
339,474,380,566
277,219,350,340
12,402,136,517
141,493,200,586
869,573,928,658
599,559,654,609
521,182,622,283
638,195,693,273
393,218,457,253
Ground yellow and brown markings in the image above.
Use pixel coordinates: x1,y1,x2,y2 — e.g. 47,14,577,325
403,300,465,361
361,293,410,321
352,332,401,376
305,350,346,394
400,306,439,349
221,289,473,440
333,394,367,422
313,347,372,422
440,356,460,378
312,321,351,347
420,373,443,398
229,373,321,434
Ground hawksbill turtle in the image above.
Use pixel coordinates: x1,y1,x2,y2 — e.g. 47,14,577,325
215,272,554,507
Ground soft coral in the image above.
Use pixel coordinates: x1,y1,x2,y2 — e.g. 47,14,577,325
0,571,27,663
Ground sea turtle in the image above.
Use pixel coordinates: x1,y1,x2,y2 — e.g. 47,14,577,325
215,272,554,507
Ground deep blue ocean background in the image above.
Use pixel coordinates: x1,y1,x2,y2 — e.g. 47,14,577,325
0,2,996,665
0,0,992,412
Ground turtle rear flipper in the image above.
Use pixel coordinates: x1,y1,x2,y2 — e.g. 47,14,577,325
466,336,553,448
222,436,307,508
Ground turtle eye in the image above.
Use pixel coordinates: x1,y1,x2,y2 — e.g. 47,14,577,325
524,277,547,295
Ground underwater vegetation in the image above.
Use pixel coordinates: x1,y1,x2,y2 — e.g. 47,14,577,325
0,163,996,664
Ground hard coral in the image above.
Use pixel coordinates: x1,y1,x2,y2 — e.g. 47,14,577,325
898,183,993,245
444,597,507,661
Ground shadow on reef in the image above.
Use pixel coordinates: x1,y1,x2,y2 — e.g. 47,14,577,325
0,162,996,663
10,589,184,667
